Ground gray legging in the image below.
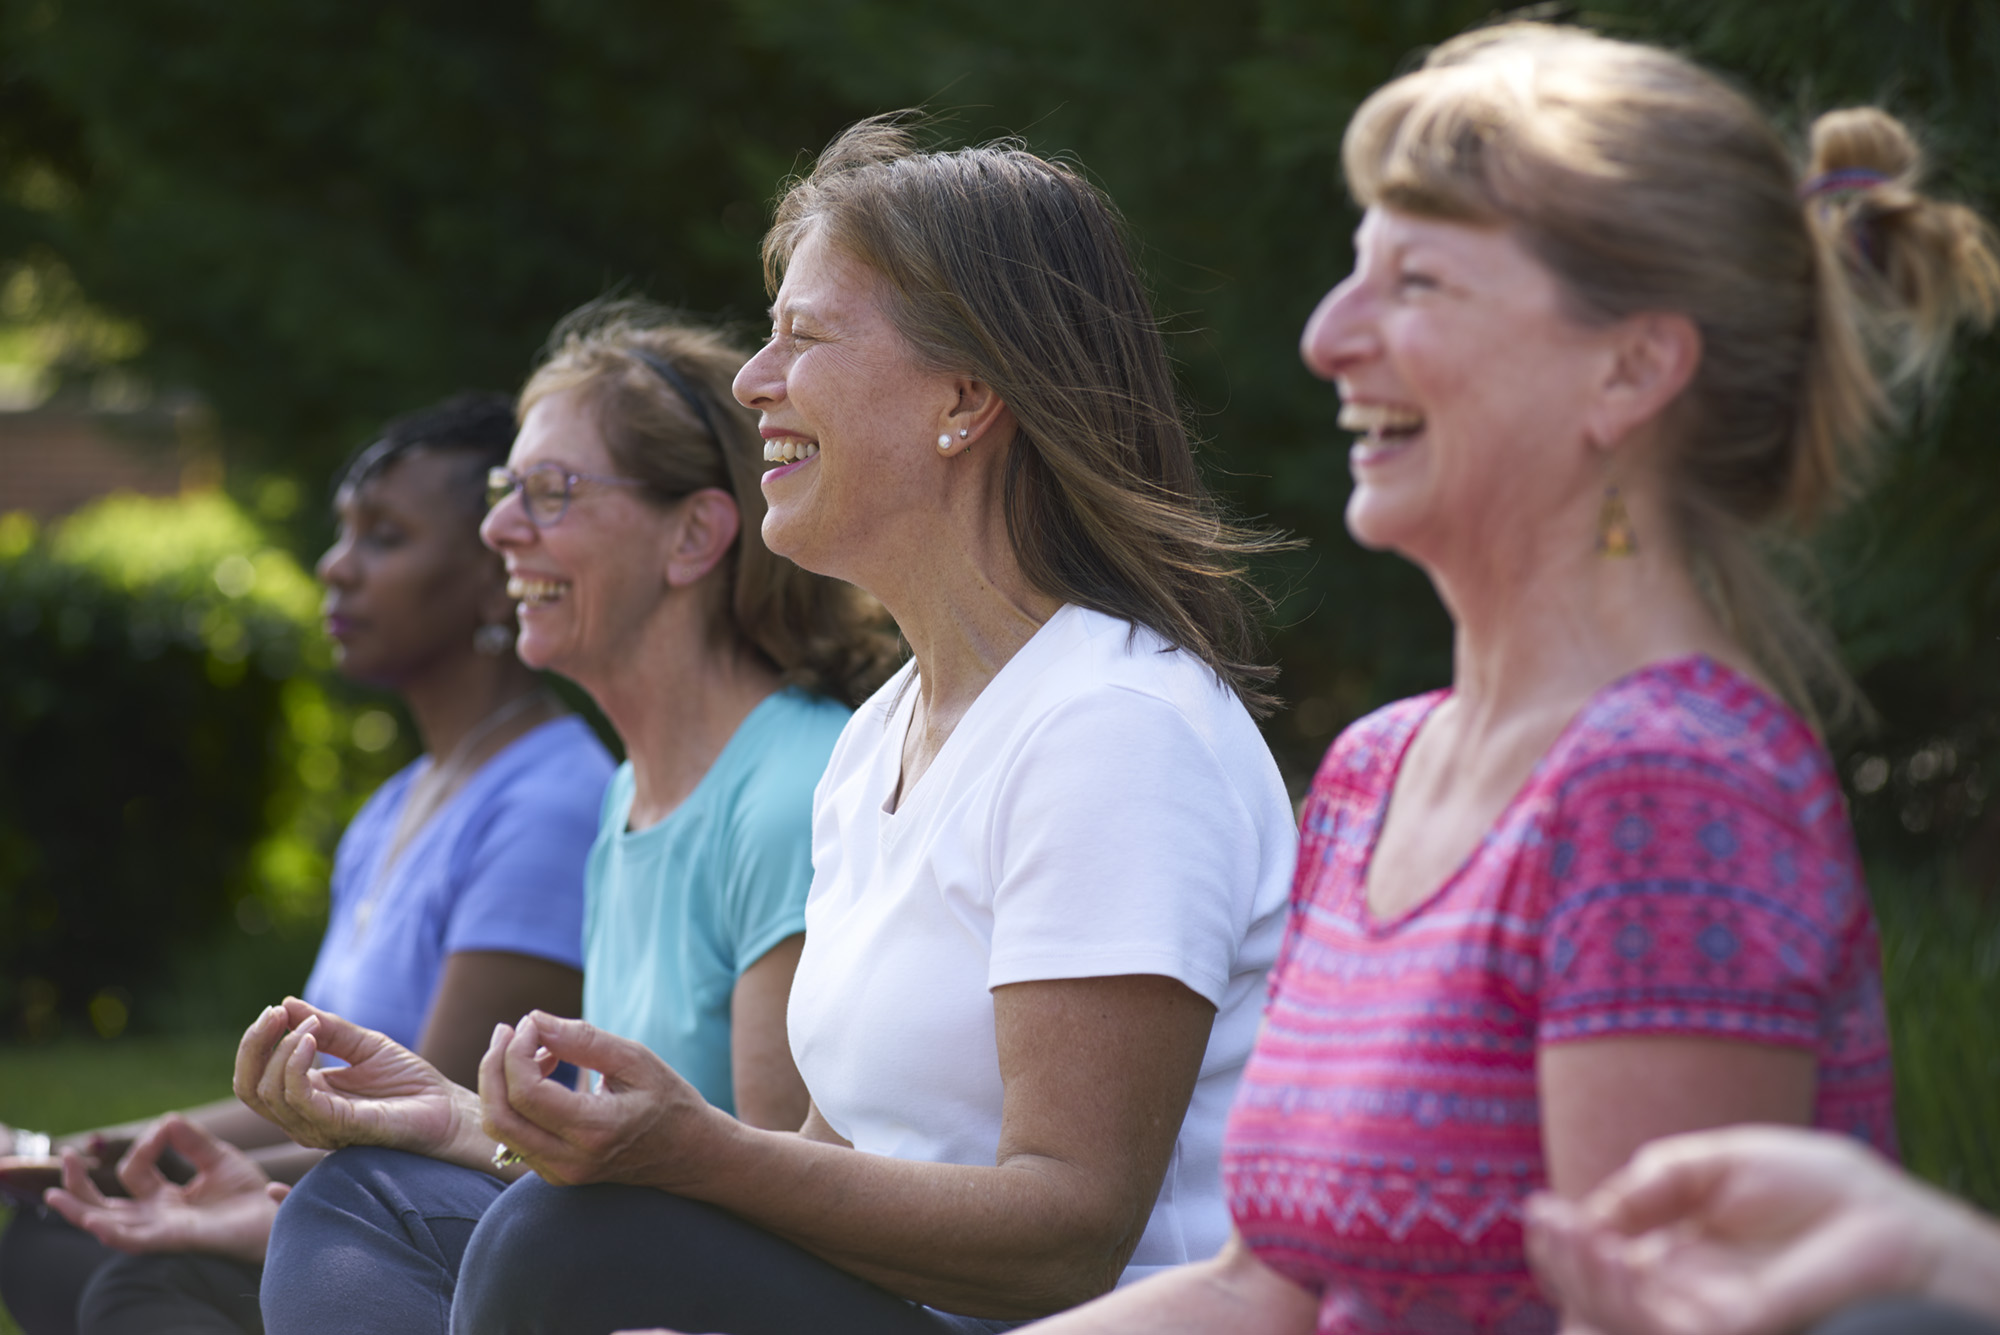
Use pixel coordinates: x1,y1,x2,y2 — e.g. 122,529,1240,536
0,1204,261,1335
261,1146,1021,1335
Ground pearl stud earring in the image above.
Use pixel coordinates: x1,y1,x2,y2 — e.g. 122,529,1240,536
936,433,953,453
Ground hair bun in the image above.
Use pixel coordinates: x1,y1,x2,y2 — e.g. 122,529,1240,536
1803,106,2000,392
1808,107,1921,184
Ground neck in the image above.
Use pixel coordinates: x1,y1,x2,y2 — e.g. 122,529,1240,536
863,463,1062,724
399,650,549,762
582,601,782,830
1422,490,1747,740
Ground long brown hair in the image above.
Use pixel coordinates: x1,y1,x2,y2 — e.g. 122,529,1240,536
763,117,1289,715
522,299,900,707
1344,23,2000,723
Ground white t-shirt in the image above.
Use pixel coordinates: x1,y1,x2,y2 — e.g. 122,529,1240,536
788,604,1295,1286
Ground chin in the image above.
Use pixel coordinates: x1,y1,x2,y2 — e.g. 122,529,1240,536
760,511,836,579
1343,489,1413,554
511,632,560,674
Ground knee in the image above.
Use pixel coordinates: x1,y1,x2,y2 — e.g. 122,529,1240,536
451,1178,647,1332
264,1146,500,1333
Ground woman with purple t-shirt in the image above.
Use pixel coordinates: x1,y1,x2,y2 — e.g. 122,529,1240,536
1003,21,1999,1335
0,393,610,1335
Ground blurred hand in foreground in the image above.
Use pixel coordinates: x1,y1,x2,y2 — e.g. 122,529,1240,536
42,1114,284,1264
1527,1124,2000,1335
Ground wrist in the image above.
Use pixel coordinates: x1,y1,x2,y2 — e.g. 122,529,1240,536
441,1084,504,1175
651,1102,757,1198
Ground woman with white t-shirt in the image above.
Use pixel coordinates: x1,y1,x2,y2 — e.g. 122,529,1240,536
415,116,1301,1335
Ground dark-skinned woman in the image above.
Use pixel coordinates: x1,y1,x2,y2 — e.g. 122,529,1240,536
0,393,612,1335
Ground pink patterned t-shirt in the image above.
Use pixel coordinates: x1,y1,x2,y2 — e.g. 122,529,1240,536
1222,656,1894,1334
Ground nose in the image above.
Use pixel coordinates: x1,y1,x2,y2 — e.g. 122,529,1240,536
1299,273,1376,382
316,533,356,588
480,485,536,553
731,338,784,411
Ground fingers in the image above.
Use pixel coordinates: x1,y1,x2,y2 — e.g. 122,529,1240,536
56,1148,109,1209
515,1012,628,1081
1587,1135,1735,1237
156,1113,230,1175
41,1184,101,1234
246,1015,331,1145
113,1122,172,1200
478,1023,574,1175
266,1182,291,1204
274,1000,384,1067
233,1004,293,1114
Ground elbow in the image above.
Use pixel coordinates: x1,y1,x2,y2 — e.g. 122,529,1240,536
1004,1201,1147,1316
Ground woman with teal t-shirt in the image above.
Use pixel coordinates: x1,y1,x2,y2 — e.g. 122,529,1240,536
224,301,899,1335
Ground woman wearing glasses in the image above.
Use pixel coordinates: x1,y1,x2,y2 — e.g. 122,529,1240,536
294,120,1301,1335
227,301,896,1335
3,393,613,1335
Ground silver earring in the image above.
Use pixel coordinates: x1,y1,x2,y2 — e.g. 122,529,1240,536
958,429,969,439
473,623,514,657
936,433,953,453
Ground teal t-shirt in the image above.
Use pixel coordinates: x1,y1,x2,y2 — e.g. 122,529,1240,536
581,687,850,1115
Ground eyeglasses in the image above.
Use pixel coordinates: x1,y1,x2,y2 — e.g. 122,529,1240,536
486,463,646,527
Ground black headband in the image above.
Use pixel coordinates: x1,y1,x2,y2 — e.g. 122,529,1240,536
628,347,722,446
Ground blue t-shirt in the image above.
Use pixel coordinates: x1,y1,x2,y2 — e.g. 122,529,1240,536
582,688,849,1115
304,715,614,1049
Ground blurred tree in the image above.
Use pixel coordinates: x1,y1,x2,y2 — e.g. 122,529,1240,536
0,0,1994,862
0,495,408,1038
0,0,867,479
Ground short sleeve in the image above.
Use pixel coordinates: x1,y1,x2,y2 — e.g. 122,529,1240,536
1536,755,1860,1050
720,774,815,976
986,686,1265,1004
440,768,605,971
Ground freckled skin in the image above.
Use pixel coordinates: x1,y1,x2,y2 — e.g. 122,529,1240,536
731,225,969,593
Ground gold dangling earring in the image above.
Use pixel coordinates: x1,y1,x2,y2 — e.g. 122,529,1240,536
1596,485,1637,558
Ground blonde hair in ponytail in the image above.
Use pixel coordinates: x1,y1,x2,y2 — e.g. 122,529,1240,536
1343,23,2000,725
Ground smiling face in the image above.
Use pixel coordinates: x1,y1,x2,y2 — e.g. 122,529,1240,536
317,450,507,689
1301,207,1619,570
478,388,678,686
731,224,964,587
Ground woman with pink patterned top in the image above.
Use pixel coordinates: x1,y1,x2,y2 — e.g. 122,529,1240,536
1001,20,2000,1335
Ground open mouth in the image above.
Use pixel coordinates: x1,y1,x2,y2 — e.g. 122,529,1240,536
507,576,570,609
1339,402,1425,462
763,439,819,465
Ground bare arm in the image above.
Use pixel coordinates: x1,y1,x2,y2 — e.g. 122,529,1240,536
728,934,808,1132
416,949,584,1088
483,972,1216,1319
1539,1036,1817,1333
1539,1035,1816,1200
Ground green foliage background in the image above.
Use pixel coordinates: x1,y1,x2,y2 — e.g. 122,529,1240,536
0,0,1994,1192
0,495,411,1040
1,0,1994,809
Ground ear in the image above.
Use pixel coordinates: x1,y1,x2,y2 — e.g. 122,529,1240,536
1585,312,1702,454
662,488,742,588
936,376,1014,458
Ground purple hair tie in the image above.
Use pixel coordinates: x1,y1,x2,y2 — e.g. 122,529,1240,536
1801,168,1891,201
